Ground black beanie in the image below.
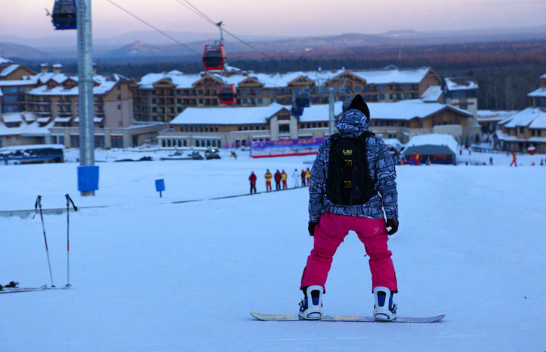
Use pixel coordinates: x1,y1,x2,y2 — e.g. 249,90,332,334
347,94,370,120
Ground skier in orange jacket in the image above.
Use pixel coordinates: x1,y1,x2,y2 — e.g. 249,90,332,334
265,169,273,191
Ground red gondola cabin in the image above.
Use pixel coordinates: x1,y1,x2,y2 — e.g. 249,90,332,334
202,44,226,71
218,84,237,105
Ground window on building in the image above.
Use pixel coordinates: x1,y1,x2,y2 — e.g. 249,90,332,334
379,94,385,100
242,89,248,95
257,89,263,95
151,90,156,95
111,137,123,149
537,98,546,107
459,104,468,110
243,98,248,104
403,93,410,99
519,127,524,134
355,86,361,92
257,98,263,104
363,86,369,92
379,85,385,91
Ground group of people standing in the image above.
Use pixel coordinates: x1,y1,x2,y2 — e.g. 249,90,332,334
248,168,311,194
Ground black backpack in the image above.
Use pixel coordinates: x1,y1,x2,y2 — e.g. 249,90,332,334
326,132,376,205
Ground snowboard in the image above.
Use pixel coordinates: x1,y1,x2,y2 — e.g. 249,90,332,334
250,312,445,323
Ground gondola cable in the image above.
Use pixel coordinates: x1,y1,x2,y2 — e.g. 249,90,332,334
105,0,201,56
173,0,272,60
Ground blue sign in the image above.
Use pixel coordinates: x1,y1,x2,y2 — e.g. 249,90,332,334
78,166,99,192
155,179,166,196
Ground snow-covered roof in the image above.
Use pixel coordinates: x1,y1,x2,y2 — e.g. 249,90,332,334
541,73,546,79
0,144,64,152
420,85,442,102
0,76,38,87
445,77,478,91
0,116,53,137
383,138,402,151
528,87,546,98
28,74,125,96
137,67,433,90
0,57,13,64
0,64,20,77
54,117,72,123
496,130,546,143
503,107,546,129
477,110,518,122
368,100,472,121
299,102,343,122
404,134,458,155
74,117,104,123
1,113,23,124
170,103,288,125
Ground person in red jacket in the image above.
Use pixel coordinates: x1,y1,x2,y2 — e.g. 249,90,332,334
301,169,307,187
249,171,257,194
510,151,517,167
274,170,282,191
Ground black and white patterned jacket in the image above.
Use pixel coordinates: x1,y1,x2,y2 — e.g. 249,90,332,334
308,109,398,222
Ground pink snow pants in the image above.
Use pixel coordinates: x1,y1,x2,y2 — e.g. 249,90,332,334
301,212,397,293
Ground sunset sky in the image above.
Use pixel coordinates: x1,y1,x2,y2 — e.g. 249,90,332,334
1,0,545,38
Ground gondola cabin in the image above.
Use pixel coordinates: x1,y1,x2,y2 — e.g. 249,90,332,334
291,102,303,117
202,44,226,71
51,0,77,30
295,89,311,108
218,84,237,105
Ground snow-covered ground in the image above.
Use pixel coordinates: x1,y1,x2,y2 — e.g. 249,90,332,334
1,149,546,351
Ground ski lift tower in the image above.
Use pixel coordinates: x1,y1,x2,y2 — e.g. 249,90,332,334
314,70,348,136
77,0,98,196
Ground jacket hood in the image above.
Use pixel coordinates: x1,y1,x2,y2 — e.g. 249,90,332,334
336,109,370,135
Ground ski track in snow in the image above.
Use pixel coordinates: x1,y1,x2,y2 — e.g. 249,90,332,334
1,149,545,351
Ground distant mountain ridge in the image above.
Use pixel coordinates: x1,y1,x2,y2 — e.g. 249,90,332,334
0,42,49,60
2,26,546,60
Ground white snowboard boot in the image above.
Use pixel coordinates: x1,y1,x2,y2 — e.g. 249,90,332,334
299,285,323,320
373,286,397,321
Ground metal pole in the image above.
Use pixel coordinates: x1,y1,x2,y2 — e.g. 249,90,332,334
77,0,95,196
328,88,335,136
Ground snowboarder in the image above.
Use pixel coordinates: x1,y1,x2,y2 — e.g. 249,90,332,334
301,170,307,187
489,157,493,165
249,171,257,194
265,169,272,192
281,170,288,190
292,169,300,188
274,170,282,191
305,168,311,186
299,95,399,322
541,159,544,166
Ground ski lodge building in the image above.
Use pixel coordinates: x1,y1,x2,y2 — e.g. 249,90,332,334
133,66,444,123
0,60,164,148
160,99,474,149
0,56,483,149
496,73,546,154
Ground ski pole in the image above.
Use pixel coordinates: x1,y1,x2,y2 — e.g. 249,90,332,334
65,194,77,288
34,196,55,288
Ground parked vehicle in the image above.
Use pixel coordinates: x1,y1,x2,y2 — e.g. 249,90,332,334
205,148,221,160
191,151,204,160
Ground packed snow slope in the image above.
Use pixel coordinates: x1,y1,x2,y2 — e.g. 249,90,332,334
1,151,545,351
